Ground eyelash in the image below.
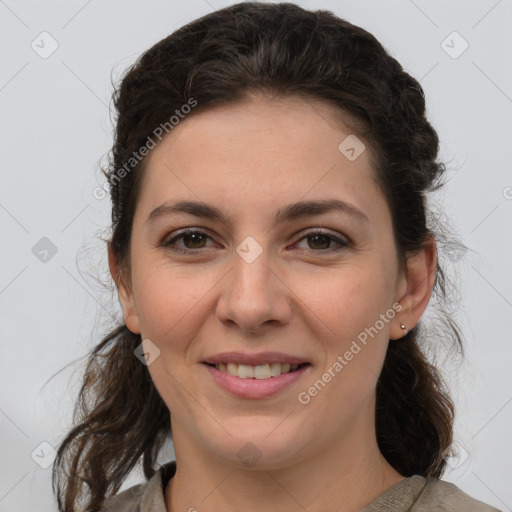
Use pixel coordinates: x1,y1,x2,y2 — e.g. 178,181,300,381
161,228,349,255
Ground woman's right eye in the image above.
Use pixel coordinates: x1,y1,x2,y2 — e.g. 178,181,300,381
162,229,215,254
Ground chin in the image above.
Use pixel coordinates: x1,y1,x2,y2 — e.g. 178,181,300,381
206,421,310,471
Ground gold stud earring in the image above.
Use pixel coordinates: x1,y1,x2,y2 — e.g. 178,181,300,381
400,323,408,336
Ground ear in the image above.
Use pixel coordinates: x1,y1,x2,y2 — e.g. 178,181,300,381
390,234,437,340
108,243,141,335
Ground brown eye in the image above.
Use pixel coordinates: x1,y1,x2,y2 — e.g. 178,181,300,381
294,230,349,253
181,232,207,249
163,229,215,253
307,234,332,250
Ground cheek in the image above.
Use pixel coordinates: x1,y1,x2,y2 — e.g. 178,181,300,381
132,262,208,343
293,262,393,339
132,268,211,411
294,264,392,396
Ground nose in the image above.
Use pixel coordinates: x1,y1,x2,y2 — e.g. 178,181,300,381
215,244,292,335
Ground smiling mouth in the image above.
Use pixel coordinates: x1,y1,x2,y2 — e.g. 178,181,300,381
205,362,310,379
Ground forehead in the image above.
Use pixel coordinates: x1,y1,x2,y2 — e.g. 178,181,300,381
135,94,387,227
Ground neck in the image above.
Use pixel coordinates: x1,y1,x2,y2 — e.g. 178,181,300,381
164,413,404,512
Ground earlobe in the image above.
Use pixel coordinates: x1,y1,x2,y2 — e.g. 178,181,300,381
108,243,141,335
391,234,437,340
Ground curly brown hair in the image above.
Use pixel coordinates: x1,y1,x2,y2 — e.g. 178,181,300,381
51,2,465,511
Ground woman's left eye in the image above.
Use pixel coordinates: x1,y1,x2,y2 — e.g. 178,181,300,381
162,229,348,254
293,230,349,252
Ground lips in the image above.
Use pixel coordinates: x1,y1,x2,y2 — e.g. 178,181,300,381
204,362,310,398
202,351,311,397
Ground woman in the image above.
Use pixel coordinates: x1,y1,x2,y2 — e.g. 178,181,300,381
52,2,501,511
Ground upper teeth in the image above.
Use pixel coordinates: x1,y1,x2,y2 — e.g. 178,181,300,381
215,362,300,379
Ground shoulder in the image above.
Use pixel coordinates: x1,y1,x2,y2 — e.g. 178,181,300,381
363,475,502,512
99,461,176,512
99,481,146,512
418,477,503,512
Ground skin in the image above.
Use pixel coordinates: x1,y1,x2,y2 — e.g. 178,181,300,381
109,93,437,512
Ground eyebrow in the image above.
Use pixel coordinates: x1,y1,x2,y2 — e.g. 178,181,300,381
146,198,369,226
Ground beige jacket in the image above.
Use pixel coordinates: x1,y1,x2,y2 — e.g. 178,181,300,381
100,461,502,512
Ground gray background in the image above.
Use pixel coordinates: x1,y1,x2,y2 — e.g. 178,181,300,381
1,0,511,510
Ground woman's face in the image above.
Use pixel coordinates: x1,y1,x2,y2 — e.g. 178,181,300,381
114,94,412,469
